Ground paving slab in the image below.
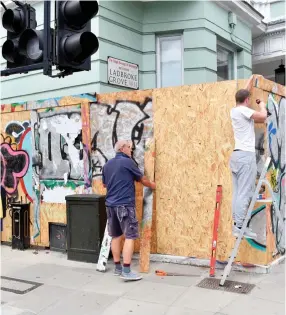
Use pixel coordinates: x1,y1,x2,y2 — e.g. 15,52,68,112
173,286,239,313
0,304,37,315
164,306,215,315
219,295,285,315
1,289,23,305
37,291,117,315
123,281,186,305
250,280,285,303
5,264,69,283
99,297,167,315
0,245,285,315
44,269,96,290
8,285,75,314
82,273,141,296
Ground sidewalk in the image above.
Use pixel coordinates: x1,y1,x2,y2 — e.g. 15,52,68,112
0,245,285,315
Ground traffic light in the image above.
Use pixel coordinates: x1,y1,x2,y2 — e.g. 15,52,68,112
55,1,99,72
2,2,38,69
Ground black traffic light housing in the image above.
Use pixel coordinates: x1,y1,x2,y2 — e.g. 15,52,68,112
1,1,99,78
55,1,99,72
2,3,37,69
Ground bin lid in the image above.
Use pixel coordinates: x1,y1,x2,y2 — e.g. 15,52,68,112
65,194,105,201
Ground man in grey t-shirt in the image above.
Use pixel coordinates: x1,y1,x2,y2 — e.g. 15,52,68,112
230,89,267,239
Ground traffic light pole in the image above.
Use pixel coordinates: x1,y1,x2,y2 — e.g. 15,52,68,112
1,1,52,77
43,0,52,76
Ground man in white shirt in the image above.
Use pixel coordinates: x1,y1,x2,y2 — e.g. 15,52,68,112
230,89,267,239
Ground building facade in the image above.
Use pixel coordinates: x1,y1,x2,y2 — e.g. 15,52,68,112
1,0,284,104
251,0,286,81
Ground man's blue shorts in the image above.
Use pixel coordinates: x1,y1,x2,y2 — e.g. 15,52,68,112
106,205,139,240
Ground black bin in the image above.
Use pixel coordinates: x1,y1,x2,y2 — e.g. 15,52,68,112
65,194,106,263
10,203,30,250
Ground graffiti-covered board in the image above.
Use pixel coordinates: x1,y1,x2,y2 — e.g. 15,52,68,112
1,112,34,241
0,77,284,267
94,90,155,253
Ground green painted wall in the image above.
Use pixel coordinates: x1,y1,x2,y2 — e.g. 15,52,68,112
1,0,253,103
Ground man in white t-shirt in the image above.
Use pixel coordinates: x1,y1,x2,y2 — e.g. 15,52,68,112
230,89,267,239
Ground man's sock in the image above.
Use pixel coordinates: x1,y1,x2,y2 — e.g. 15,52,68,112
123,263,131,273
115,261,122,270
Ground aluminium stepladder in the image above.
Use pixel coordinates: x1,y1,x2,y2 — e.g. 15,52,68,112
220,156,285,286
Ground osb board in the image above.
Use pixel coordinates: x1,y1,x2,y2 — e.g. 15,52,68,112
252,74,286,97
94,89,156,253
152,80,266,264
39,203,66,247
97,89,153,104
153,78,283,265
0,111,34,242
153,81,238,259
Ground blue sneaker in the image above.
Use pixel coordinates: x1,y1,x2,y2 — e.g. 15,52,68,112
114,267,122,276
120,271,142,281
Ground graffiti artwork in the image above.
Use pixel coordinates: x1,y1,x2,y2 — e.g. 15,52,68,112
1,119,32,199
267,95,285,254
0,142,29,195
32,108,86,181
90,98,153,176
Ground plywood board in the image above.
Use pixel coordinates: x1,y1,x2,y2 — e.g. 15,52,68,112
39,203,67,247
0,111,34,242
153,80,268,264
92,90,155,253
1,76,283,267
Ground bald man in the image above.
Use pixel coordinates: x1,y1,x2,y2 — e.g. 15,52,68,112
102,140,156,281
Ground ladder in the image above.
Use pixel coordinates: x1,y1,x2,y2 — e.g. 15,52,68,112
220,156,284,286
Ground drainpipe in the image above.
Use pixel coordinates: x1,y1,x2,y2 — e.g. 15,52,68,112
228,12,251,52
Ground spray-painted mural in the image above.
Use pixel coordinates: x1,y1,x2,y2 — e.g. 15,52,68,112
0,94,96,241
1,121,31,204
267,94,285,255
0,80,284,266
90,98,153,176
247,92,285,256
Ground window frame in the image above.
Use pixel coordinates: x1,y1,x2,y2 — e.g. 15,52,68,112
217,41,237,81
156,34,184,88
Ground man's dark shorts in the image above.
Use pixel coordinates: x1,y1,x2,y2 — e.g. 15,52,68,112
106,206,139,240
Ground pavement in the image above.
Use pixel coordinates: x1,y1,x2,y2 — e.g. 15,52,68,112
0,245,285,315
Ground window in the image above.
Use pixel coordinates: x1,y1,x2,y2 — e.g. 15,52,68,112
217,43,236,81
157,35,183,88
